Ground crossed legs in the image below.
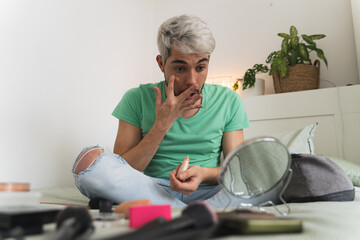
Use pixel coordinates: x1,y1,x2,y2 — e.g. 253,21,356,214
72,147,187,207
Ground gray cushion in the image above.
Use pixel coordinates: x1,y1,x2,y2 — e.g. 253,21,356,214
284,154,355,203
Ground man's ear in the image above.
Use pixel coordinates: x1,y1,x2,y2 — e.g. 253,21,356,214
156,55,165,73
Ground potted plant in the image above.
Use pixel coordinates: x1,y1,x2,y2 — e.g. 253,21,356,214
232,64,268,92
233,26,328,93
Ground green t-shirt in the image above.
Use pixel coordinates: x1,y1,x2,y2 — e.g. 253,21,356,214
112,81,250,178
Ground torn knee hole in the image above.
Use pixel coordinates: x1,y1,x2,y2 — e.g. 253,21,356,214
74,147,104,174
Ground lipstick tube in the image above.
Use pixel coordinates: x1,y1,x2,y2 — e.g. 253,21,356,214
176,156,190,178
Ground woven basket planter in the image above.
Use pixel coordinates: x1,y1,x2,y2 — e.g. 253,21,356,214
273,60,320,93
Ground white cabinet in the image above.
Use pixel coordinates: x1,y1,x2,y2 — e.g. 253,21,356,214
242,85,360,164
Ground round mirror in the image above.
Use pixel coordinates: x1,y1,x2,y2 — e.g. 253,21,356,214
220,137,291,202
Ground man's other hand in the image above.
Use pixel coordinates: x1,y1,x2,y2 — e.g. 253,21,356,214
169,165,205,195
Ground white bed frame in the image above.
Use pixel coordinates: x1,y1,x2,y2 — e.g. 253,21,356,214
242,84,360,165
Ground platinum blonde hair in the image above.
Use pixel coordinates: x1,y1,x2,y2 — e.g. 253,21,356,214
157,15,216,64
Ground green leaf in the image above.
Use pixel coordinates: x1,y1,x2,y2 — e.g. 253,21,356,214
302,34,316,46
299,43,310,61
266,51,278,64
253,64,268,73
269,67,276,76
271,57,288,76
243,69,256,90
278,33,290,39
289,54,297,65
270,58,280,75
278,58,288,76
310,34,326,40
306,45,317,51
290,36,299,50
290,26,298,36
316,48,328,67
281,39,289,55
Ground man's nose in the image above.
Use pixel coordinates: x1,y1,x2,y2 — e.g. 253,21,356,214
185,70,197,85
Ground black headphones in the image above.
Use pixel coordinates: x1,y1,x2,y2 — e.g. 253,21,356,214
52,207,94,240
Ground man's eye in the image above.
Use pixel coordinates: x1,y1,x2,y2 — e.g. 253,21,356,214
175,67,184,72
196,66,206,72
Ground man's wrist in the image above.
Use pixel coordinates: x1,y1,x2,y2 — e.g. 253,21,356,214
153,120,172,133
202,166,221,185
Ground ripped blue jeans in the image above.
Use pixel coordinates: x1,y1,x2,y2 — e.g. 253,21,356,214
72,146,268,208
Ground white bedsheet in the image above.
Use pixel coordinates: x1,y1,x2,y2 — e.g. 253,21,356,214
31,186,360,240
215,187,360,240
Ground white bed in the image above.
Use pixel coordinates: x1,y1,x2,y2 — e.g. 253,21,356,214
30,186,360,240
27,85,360,239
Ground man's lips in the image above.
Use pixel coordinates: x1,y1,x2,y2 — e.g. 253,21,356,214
186,89,200,100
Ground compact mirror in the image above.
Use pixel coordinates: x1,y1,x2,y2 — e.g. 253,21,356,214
220,137,291,209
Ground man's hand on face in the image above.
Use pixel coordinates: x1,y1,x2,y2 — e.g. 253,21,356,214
153,75,203,131
169,165,205,195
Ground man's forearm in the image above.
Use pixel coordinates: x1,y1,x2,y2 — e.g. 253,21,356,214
119,123,169,172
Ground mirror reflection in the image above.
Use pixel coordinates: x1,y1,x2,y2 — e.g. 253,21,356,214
221,137,290,200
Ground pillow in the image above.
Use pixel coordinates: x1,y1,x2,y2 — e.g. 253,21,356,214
284,154,355,203
327,156,360,187
270,122,318,154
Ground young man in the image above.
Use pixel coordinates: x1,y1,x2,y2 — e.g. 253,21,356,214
72,15,250,208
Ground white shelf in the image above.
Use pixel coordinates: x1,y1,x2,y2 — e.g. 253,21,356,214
242,85,360,164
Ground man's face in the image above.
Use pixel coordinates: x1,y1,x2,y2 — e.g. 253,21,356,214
156,48,209,98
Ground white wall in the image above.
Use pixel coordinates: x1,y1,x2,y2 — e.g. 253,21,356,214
352,0,360,81
153,0,359,94
1,0,359,188
0,0,155,188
